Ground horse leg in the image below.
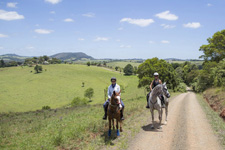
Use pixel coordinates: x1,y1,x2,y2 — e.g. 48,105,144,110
116,119,120,136
165,104,168,125
157,108,162,129
151,108,155,129
120,119,123,132
108,118,112,136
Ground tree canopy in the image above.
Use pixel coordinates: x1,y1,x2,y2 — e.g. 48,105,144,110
199,29,225,63
137,57,178,90
123,64,134,75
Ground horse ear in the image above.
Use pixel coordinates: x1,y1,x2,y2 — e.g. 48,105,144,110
163,82,166,85
113,91,116,96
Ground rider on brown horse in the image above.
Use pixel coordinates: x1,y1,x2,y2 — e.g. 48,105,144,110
103,77,125,120
146,72,165,108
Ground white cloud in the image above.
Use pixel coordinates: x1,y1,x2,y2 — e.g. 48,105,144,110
161,40,170,44
7,2,18,8
0,34,9,38
26,46,35,49
0,9,24,21
155,11,178,21
34,29,54,34
50,11,55,14
82,12,95,18
45,0,62,4
118,27,123,30
0,47,4,49
183,22,201,28
63,18,74,22
161,24,176,29
78,38,84,41
120,45,131,48
149,41,154,44
120,18,154,27
94,37,109,41
116,39,121,42
207,3,212,7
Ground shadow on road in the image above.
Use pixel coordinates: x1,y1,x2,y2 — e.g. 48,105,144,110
101,129,119,146
142,122,163,132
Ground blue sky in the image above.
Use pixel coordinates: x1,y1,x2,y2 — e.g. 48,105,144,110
0,0,225,59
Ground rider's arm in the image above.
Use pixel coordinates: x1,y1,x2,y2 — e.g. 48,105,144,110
159,80,162,84
150,80,153,91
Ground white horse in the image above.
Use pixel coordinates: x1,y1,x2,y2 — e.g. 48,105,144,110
149,83,170,129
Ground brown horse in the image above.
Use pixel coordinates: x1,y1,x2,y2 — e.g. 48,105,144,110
107,91,123,136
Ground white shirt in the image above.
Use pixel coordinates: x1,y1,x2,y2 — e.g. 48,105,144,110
108,84,121,99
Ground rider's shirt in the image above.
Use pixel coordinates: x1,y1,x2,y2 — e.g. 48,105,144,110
108,84,120,99
152,79,160,89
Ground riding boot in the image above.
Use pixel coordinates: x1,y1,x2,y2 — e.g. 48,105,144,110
146,93,150,108
120,108,124,120
161,96,165,108
103,103,108,120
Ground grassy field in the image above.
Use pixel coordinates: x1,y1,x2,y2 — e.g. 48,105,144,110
0,64,144,112
106,61,141,68
0,91,180,150
167,60,204,66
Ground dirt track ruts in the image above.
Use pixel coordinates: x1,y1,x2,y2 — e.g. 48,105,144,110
128,92,222,150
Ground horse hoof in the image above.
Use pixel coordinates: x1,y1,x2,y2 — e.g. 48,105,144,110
120,129,123,132
157,126,162,129
164,121,167,125
117,129,120,136
108,130,111,137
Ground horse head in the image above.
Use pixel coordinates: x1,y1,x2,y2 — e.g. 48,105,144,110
111,91,122,109
163,82,170,98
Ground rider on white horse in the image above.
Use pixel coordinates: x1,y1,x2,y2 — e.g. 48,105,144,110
103,77,125,120
146,72,165,108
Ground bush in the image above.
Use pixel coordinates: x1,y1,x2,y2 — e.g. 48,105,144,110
174,82,186,92
84,88,94,101
124,64,134,75
42,106,51,110
71,97,88,106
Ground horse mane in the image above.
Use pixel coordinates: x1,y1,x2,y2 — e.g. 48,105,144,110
152,84,162,96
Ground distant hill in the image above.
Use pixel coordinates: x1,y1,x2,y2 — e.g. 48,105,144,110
0,54,30,62
50,52,94,61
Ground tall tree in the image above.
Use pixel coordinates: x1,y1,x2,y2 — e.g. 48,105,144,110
199,29,225,63
124,64,134,75
137,57,178,90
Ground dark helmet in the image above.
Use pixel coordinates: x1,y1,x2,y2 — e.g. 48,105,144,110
111,77,116,81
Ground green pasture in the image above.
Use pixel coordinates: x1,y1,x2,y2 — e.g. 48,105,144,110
0,64,144,112
106,61,141,68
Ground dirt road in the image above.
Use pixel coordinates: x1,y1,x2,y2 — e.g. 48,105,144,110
128,92,222,150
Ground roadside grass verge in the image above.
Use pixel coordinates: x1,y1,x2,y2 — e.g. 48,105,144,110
196,94,225,148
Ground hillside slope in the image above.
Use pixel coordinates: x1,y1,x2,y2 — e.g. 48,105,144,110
50,52,94,61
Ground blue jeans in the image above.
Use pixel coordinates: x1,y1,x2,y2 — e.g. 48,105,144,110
103,99,124,108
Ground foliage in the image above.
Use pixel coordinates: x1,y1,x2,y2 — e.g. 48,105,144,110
34,65,43,73
174,82,186,93
115,66,119,71
71,97,88,106
211,60,225,87
199,29,225,63
0,59,5,67
42,106,51,110
87,61,91,66
84,88,94,100
124,64,134,75
137,57,178,90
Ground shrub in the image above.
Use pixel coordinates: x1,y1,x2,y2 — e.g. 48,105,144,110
71,97,88,106
174,82,186,92
42,106,51,110
84,88,94,101
124,64,134,75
